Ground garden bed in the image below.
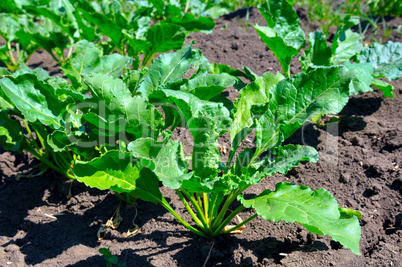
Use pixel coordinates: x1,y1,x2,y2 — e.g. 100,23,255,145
1,6,401,266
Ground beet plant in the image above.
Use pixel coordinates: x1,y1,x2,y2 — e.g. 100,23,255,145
3,0,401,258
255,0,396,98
62,47,366,254
0,44,238,201
0,0,215,71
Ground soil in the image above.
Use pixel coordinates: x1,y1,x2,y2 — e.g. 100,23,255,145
1,6,402,267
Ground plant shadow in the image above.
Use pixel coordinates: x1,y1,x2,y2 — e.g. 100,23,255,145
0,170,168,265
64,228,331,267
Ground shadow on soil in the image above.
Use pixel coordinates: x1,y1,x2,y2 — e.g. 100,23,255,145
0,172,168,265
66,232,331,267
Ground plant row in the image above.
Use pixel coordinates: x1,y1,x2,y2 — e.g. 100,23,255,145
1,0,401,256
0,0,224,71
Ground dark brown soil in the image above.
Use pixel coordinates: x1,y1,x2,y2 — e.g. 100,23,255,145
1,7,402,267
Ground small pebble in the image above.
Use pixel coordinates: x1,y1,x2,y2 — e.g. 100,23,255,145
339,173,350,183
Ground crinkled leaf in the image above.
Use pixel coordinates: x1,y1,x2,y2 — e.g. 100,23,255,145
61,40,101,86
97,54,133,78
24,0,78,39
230,72,284,143
62,41,132,88
251,145,318,183
167,13,215,32
371,78,394,98
101,0,127,29
254,66,353,155
343,63,374,95
14,66,50,81
357,41,402,80
339,207,362,220
209,63,253,89
152,89,231,182
239,182,361,255
79,8,123,46
127,137,162,163
180,73,236,100
256,0,305,76
122,68,149,95
331,30,362,65
73,151,139,193
146,23,185,54
124,33,151,56
0,74,63,129
153,141,192,189
230,145,318,189
137,45,200,99
83,74,163,137
47,130,78,152
300,31,331,71
0,14,20,41
127,137,192,189
15,21,68,61
46,76,88,103
331,17,362,65
0,111,24,152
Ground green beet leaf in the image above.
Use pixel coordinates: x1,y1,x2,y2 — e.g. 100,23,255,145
82,74,163,137
331,16,363,65
343,63,374,96
230,72,284,146
131,168,164,204
251,66,353,159
331,29,362,65
226,72,283,169
155,89,231,181
122,68,149,95
371,78,394,98
73,150,164,204
61,40,132,89
167,13,215,32
137,45,200,99
73,150,140,193
0,74,63,129
145,23,185,54
180,73,236,100
239,182,361,255
0,110,25,152
339,207,362,220
0,81,14,110
229,145,318,189
256,0,305,77
153,142,193,189
273,66,353,139
79,9,123,48
300,31,332,71
24,0,78,40
47,130,78,152
0,68,10,76
97,54,134,78
16,20,68,60
357,41,402,81
128,137,192,189
251,145,318,182
46,76,88,103
0,14,20,41
61,40,101,87
14,66,50,81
